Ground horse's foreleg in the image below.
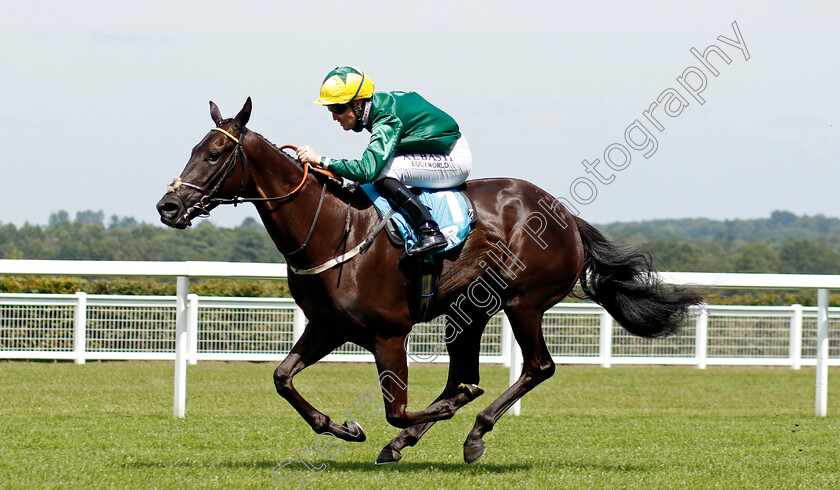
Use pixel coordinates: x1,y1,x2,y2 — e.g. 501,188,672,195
375,380,485,464
463,308,555,463
374,320,487,465
273,322,367,442
373,336,484,432
375,380,477,464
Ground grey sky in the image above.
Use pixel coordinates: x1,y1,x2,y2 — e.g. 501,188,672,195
1,1,837,228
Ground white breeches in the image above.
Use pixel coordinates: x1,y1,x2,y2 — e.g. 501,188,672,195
380,136,472,189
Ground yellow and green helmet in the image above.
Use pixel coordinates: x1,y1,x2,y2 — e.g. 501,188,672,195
314,66,375,106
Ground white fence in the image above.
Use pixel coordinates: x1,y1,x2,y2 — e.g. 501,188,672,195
2,293,838,368
1,260,838,418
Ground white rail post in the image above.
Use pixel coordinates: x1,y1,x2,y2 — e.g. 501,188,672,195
790,304,803,370
508,330,522,416
174,276,189,419
599,310,612,368
292,305,306,345
501,312,512,367
187,293,199,366
73,291,87,365
695,305,708,369
815,289,829,417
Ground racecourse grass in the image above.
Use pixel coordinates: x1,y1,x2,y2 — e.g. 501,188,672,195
1,362,839,489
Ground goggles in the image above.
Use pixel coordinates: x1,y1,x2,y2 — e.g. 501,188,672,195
327,103,351,115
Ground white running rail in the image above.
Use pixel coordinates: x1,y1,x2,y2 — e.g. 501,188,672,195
0,260,837,418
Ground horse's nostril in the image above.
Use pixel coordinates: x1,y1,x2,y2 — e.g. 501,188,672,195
156,195,183,219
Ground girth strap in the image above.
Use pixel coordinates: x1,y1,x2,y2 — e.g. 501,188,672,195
288,209,396,275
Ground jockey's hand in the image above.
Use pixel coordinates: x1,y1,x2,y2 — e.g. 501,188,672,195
296,146,322,166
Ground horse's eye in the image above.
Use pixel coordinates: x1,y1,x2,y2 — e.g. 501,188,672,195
208,151,221,163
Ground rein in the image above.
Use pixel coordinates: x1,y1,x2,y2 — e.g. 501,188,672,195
177,127,341,214
175,126,388,275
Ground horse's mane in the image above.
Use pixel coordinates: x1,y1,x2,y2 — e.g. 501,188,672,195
250,130,355,201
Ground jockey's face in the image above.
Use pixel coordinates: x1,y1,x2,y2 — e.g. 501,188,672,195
331,100,361,131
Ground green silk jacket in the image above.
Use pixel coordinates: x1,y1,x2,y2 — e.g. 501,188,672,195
323,91,461,183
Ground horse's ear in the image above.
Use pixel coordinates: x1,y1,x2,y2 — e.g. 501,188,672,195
234,97,252,128
210,101,223,125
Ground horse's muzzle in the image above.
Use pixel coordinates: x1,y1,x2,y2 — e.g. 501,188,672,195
156,192,192,229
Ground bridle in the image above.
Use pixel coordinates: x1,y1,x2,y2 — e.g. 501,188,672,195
173,127,242,217
173,125,350,263
167,123,398,276
176,126,337,219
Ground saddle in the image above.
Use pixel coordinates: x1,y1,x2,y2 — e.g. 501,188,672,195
359,184,477,322
359,184,476,253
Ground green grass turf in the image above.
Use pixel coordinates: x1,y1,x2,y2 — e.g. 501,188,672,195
1,361,838,489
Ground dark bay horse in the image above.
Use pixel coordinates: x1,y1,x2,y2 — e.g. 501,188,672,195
156,98,703,464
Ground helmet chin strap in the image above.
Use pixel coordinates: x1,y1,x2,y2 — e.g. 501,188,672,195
346,70,370,132
352,100,371,132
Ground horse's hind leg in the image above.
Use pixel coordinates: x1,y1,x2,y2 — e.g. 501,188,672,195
463,307,555,463
376,316,486,464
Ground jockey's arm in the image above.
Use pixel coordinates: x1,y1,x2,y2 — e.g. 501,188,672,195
316,114,403,184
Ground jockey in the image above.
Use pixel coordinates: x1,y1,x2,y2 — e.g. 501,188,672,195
297,66,472,257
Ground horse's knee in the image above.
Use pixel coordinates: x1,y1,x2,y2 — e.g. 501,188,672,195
273,366,293,396
384,405,421,429
524,357,555,383
385,412,412,429
539,358,555,381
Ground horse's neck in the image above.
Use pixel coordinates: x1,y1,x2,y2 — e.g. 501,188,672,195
245,134,353,265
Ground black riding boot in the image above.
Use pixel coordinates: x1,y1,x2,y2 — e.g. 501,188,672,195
374,177,448,256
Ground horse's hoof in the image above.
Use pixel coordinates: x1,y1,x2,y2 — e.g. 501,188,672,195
338,420,366,442
457,383,485,401
464,440,486,464
375,446,402,465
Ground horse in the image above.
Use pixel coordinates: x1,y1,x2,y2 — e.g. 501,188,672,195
156,98,704,464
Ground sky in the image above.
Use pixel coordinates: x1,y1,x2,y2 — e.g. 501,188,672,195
1,1,837,229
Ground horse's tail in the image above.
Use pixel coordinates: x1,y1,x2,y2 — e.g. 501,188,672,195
573,216,704,338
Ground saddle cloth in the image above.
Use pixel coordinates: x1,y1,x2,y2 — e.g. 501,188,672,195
360,184,476,254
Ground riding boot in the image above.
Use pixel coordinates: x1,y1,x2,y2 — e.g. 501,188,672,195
374,177,448,256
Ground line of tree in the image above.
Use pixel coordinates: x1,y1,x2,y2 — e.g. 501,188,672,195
1,209,838,305
0,211,288,297
598,210,840,275
0,211,279,263
597,210,840,306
